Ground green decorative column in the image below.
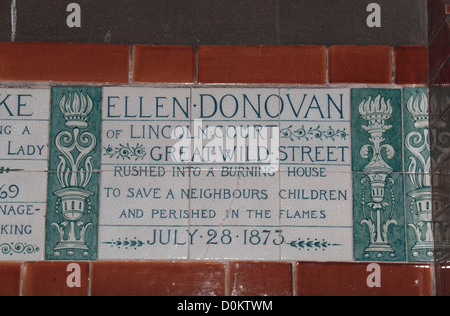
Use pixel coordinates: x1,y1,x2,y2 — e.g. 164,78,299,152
403,88,433,261
351,89,406,261
45,87,102,260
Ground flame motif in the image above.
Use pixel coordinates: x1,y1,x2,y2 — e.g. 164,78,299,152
59,92,93,128
407,93,429,129
359,95,393,132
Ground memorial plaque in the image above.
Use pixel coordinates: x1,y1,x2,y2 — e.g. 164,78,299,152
97,88,354,261
0,89,50,261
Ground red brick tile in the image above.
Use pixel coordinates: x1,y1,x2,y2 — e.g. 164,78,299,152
0,262,22,296
394,46,428,84
437,263,449,296
443,263,449,296
198,45,326,84
229,261,293,296
23,262,89,296
0,42,130,83
91,261,225,296
429,17,450,80
328,46,392,84
132,45,195,83
446,4,450,14
296,262,433,296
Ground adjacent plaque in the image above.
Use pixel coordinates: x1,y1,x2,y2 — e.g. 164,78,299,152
0,89,50,261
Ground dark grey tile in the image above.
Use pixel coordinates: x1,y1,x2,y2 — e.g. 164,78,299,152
0,0,12,41
278,0,427,45
194,0,278,45
14,0,427,45
15,0,198,44
15,0,277,45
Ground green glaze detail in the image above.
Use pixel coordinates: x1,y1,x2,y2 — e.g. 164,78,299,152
45,87,102,260
280,125,348,142
0,243,40,256
288,238,342,251
403,88,433,262
103,143,147,161
351,89,406,262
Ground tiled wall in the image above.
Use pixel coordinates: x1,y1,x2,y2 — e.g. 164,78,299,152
429,0,450,297
0,42,436,296
0,0,447,296
0,261,436,296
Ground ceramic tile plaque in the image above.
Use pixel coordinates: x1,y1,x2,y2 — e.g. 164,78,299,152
96,88,354,261
0,89,50,261
0,86,434,263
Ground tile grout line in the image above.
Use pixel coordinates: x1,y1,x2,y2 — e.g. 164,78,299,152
225,261,229,296
20,262,24,296
326,46,330,86
430,56,450,84
278,87,282,262
194,46,199,84
129,45,134,84
292,262,296,296
391,47,396,84
429,13,448,45
88,261,92,296
431,260,437,296
187,87,193,260
10,0,16,42
401,87,408,262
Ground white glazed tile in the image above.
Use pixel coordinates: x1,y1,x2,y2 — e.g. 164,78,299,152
279,170,353,261
0,206,46,261
191,88,280,173
279,170,353,227
279,88,351,172
191,88,281,122
0,171,47,261
99,87,192,259
99,226,189,260
0,89,50,171
281,226,353,262
102,87,191,170
0,89,50,120
188,159,281,260
188,88,281,260
98,169,190,260
276,89,354,261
